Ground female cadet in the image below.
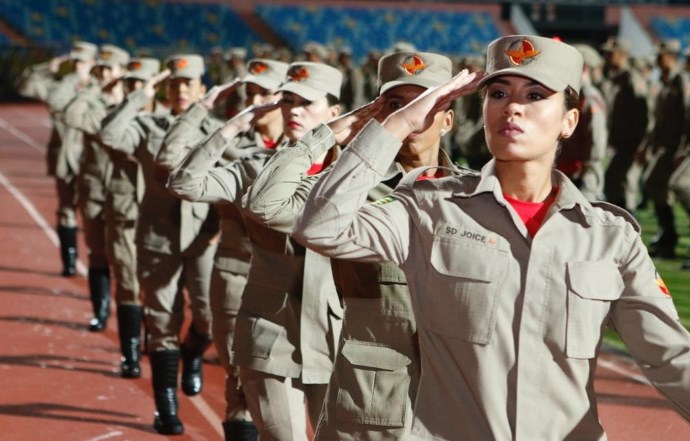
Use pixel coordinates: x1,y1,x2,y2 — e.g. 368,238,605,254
294,35,690,440
167,62,344,441
243,51,455,441
100,54,218,435
158,58,289,441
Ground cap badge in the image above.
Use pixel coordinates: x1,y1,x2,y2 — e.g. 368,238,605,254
505,39,540,66
401,54,426,75
100,50,112,60
288,66,309,82
128,61,142,71
174,58,188,70
249,61,269,75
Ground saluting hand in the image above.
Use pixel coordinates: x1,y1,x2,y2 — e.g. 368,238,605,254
219,101,281,139
200,78,242,111
327,96,385,146
383,69,484,142
49,54,70,74
143,69,171,99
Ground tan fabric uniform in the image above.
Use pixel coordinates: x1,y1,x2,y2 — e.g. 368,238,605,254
100,88,218,350
294,117,690,440
103,58,162,305
294,36,690,440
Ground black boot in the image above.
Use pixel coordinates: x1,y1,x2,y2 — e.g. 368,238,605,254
57,226,78,277
180,326,213,396
222,420,258,441
117,304,143,378
88,267,111,332
649,204,678,259
151,350,184,435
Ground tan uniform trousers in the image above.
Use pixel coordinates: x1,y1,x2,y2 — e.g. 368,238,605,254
80,196,108,269
210,265,251,421
139,244,215,351
55,177,78,228
104,191,140,305
670,156,690,213
240,367,327,441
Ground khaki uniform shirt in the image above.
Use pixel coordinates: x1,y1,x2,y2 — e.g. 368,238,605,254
47,73,97,179
100,90,218,256
242,125,345,383
64,86,115,212
294,120,690,440
158,103,258,275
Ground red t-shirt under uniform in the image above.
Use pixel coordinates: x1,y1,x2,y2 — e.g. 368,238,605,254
503,188,558,237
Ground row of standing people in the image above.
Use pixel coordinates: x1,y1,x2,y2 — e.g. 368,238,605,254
16,34,690,441
16,39,453,440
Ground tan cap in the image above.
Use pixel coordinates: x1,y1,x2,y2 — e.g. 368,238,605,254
303,41,329,61
242,59,289,90
279,62,343,100
165,54,205,79
96,44,130,68
70,41,98,61
390,41,417,53
657,38,682,55
225,47,247,60
478,35,583,93
124,57,161,81
378,52,452,94
601,37,630,53
573,44,603,69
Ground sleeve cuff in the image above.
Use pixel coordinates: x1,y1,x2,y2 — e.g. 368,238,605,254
295,123,337,160
349,120,402,176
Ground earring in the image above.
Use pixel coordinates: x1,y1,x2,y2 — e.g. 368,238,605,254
440,128,449,137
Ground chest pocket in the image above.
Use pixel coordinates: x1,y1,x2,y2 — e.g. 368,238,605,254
566,261,623,359
425,236,508,345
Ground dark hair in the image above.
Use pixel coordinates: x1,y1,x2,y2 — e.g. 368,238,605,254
564,86,580,111
326,93,340,106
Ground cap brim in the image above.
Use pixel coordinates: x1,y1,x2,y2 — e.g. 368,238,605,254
279,82,325,101
243,75,281,91
476,68,567,92
380,78,437,95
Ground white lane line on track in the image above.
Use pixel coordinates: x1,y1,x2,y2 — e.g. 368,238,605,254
0,116,46,152
598,357,651,386
0,169,88,277
0,114,225,438
83,431,124,441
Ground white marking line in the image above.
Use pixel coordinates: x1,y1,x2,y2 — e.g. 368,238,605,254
190,395,224,437
0,116,45,153
13,107,52,127
83,431,123,441
598,357,651,386
0,116,225,437
0,169,87,277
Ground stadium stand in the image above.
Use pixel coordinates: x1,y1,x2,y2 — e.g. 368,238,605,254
255,4,500,60
0,0,261,55
649,16,690,49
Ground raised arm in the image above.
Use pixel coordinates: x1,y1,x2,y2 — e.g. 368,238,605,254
64,91,107,135
244,99,382,233
293,69,480,264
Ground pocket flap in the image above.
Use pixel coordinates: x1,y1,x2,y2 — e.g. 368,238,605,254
567,261,623,301
341,341,411,371
430,236,505,282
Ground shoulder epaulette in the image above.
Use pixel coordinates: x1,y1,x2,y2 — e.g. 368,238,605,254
590,201,641,233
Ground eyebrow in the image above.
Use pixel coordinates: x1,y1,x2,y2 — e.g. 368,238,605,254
490,78,543,87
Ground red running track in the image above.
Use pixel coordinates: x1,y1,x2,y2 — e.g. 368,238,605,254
0,102,689,440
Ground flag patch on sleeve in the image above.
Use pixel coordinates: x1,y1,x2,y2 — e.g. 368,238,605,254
370,195,397,206
655,270,671,297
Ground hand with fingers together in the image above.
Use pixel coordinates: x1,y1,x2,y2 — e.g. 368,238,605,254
219,100,281,139
200,78,242,111
143,69,171,99
328,96,386,146
383,69,484,143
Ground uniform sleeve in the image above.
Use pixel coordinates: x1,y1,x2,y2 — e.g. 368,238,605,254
64,93,107,135
100,90,149,155
46,75,81,113
293,120,411,265
580,100,607,200
611,233,690,421
157,102,211,171
243,124,335,234
167,129,269,203
16,62,55,102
